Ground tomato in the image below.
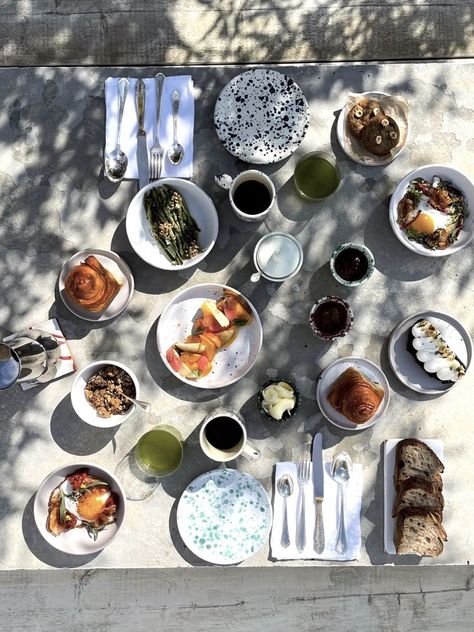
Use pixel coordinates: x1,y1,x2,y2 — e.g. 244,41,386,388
67,469,89,490
166,347,183,372
221,297,251,325
197,354,212,377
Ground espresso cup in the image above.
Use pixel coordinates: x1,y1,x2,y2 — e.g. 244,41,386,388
215,170,276,222
199,407,260,462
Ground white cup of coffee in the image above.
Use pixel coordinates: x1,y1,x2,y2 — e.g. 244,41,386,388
199,407,260,462
215,170,276,222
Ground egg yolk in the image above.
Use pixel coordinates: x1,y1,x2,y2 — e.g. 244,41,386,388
410,212,436,234
77,487,110,521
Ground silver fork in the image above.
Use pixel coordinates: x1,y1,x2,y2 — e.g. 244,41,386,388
150,73,165,180
296,450,311,553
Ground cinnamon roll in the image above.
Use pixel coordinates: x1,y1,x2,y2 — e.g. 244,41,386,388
328,367,384,424
65,255,122,313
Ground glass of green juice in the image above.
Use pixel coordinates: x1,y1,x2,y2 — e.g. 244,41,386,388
135,425,183,478
293,151,341,201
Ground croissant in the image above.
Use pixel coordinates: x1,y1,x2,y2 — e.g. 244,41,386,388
328,367,384,424
65,255,122,312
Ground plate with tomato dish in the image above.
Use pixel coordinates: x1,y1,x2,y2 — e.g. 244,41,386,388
157,283,263,388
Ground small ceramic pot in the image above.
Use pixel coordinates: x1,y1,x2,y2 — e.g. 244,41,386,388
330,242,375,288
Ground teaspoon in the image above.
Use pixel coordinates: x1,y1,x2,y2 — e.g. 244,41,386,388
105,77,129,182
330,451,353,555
107,390,151,414
277,474,294,548
167,89,184,166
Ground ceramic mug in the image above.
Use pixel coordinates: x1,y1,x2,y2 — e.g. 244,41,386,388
215,170,276,222
199,407,260,462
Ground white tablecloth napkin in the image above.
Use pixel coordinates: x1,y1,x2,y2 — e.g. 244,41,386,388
270,461,363,561
104,75,194,180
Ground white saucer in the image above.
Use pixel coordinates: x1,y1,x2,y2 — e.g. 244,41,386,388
59,249,134,322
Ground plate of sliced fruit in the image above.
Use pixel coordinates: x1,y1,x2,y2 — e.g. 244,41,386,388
157,284,263,388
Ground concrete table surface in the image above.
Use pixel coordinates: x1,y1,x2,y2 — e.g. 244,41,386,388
0,61,473,571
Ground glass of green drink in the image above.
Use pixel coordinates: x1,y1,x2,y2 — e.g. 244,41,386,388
293,151,341,201
135,425,183,477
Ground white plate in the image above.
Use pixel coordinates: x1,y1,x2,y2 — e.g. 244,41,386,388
214,69,309,164
316,357,390,430
388,310,471,395
126,178,219,270
177,468,272,565
336,91,409,166
157,283,263,389
33,463,126,555
389,165,474,256
59,249,134,322
384,439,443,555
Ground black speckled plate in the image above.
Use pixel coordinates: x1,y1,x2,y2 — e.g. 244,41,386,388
214,69,310,164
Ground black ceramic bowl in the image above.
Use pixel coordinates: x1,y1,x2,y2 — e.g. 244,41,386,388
257,378,301,422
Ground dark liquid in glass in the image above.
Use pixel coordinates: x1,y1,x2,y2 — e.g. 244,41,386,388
334,248,369,282
205,416,243,450
233,180,271,215
311,300,349,336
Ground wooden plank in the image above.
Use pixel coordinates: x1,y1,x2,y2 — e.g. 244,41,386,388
0,2,473,65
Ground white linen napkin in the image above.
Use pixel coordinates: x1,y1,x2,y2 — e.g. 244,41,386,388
270,461,363,561
104,75,194,180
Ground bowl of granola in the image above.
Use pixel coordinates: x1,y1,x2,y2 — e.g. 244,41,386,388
71,360,140,428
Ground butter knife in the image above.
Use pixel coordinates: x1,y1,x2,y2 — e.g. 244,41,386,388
312,432,325,554
135,79,148,190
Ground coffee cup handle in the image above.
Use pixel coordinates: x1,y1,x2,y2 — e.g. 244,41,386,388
241,442,261,461
215,173,233,190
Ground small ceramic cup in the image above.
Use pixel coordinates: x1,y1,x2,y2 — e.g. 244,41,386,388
252,232,304,282
257,378,301,422
215,170,276,222
309,296,353,341
330,243,375,288
199,407,260,462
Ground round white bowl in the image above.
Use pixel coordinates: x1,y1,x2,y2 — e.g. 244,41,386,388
389,164,474,257
71,360,140,428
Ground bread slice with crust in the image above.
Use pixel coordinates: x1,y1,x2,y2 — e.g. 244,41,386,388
395,438,444,491
392,476,444,520
395,507,447,557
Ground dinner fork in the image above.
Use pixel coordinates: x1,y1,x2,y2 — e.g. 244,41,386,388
296,450,311,553
150,73,165,180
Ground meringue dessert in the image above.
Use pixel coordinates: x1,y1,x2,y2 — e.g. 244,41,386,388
409,319,466,383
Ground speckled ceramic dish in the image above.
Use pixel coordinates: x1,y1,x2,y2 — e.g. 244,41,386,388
214,69,309,164
257,378,301,422
177,468,272,565
330,243,375,288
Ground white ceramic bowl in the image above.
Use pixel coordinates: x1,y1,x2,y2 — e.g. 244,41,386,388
34,462,126,555
389,164,474,257
126,178,219,270
71,360,139,428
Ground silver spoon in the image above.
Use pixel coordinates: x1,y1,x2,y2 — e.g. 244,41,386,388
167,89,184,166
277,474,294,548
105,77,129,182
330,451,353,555
107,390,151,414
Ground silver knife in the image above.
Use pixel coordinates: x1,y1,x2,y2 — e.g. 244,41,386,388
312,432,325,554
135,79,148,190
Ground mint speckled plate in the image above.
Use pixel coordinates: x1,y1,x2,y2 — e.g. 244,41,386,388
177,469,272,565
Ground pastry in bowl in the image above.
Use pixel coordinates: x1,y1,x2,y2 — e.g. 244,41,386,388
65,255,122,313
327,367,384,424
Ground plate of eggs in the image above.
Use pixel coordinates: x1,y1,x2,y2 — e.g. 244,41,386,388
389,164,474,256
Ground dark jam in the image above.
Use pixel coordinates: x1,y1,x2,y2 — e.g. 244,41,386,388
334,248,368,282
311,300,349,336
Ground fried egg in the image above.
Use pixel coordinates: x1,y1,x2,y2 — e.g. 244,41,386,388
409,198,450,234
61,480,111,525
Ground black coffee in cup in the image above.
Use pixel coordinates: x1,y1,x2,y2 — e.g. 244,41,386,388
233,180,271,215
204,416,243,450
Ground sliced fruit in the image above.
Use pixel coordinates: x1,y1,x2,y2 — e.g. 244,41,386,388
197,335,218,363
174,342,207,353
192,318,205,335
215,326,238,348
179,352,203,365
202,300,230,328
202,314,226,333
200,331,222,349
166,347,197,379
218,295,252,325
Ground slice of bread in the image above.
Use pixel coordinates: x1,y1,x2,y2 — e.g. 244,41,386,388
395,507,447,557
392,476,444,520
395,438,444,491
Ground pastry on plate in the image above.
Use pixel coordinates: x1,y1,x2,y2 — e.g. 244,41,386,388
65,255,122,313
327,366,384,424
347,98,384,138
361,114,400,156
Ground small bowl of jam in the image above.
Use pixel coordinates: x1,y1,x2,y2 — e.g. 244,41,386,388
330,243,375,288
309,296,353,341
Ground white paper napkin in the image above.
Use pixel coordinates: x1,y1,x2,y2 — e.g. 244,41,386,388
104,75,194,180
270,461,363,561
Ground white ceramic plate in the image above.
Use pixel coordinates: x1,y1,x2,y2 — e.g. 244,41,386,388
389,165,474,256
384,439,443,555
388,310,471,395
126,178,219,270
177,468,272,565
316,357,390,430
157,283,263,389
33,463,126,555
214,69,309,164
336,91,409,166
59,249,134,322
71,360,140,428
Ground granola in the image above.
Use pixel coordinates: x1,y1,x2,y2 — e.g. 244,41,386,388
84,365,136,417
